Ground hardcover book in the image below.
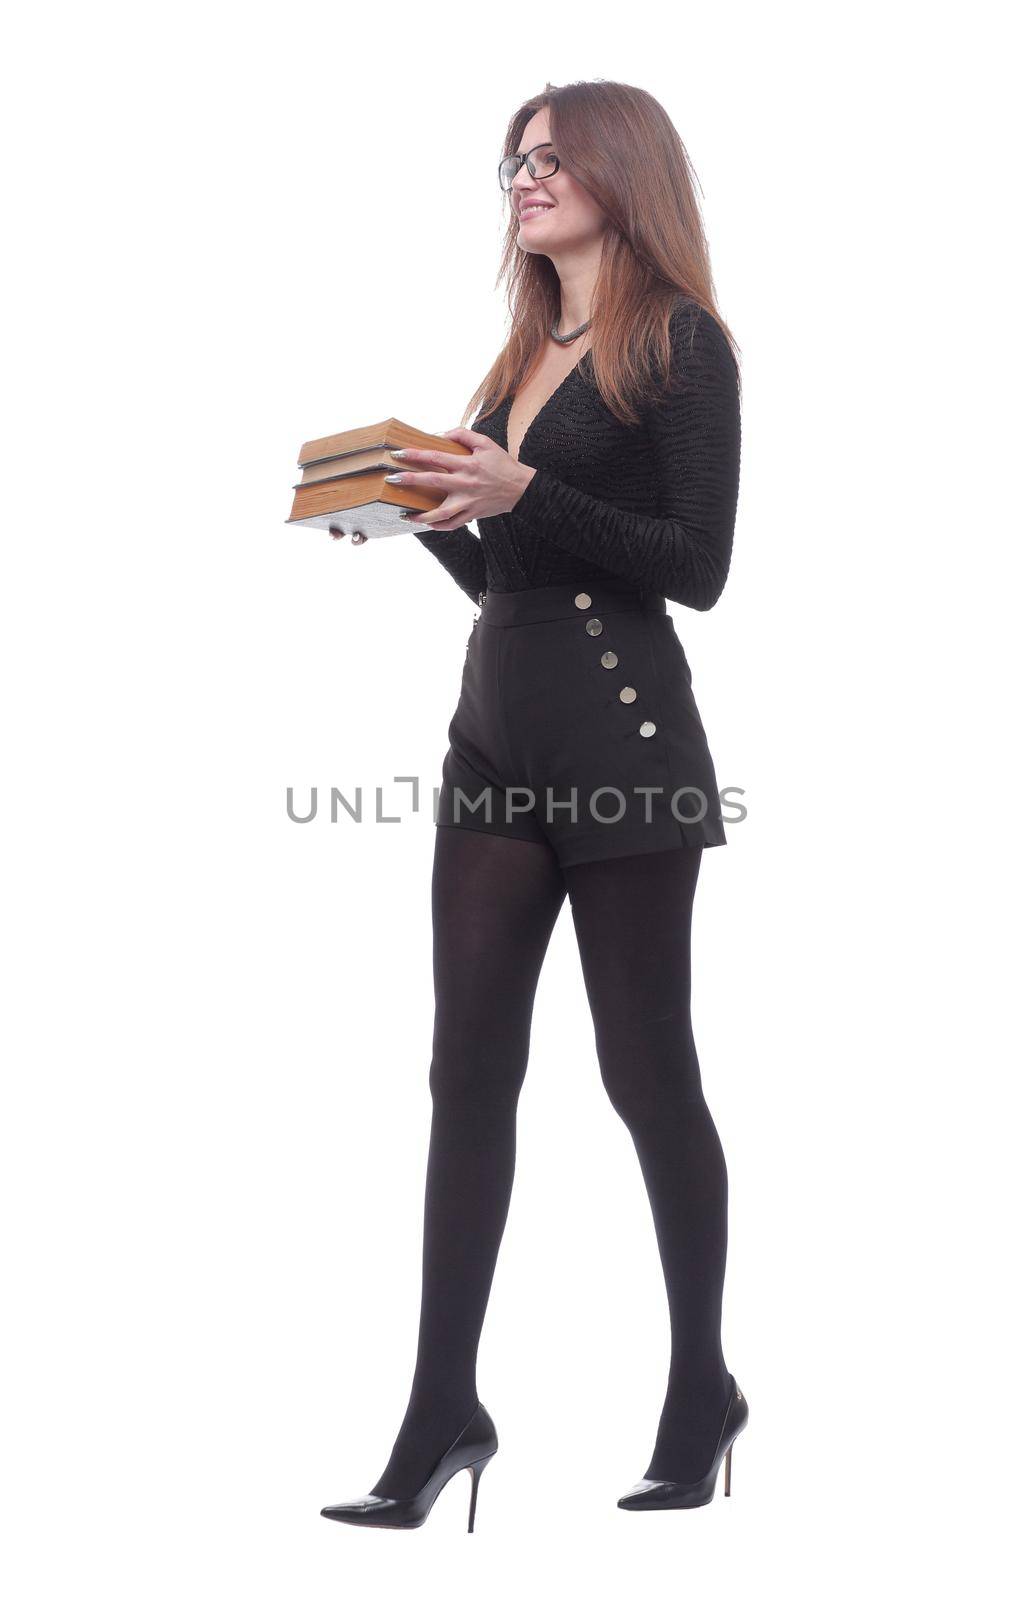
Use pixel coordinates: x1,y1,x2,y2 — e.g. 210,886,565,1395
286,418,471,538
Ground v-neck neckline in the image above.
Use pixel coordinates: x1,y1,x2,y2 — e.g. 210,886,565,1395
502,347,592,465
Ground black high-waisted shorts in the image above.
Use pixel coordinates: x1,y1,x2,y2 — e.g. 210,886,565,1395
436,577,727,867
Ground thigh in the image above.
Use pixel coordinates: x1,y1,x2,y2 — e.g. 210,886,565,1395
431,825,568,1038
563,845,702,1026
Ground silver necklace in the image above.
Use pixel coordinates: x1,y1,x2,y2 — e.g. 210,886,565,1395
550,317,591,344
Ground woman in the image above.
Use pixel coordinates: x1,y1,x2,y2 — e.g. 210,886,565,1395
321,79,746,1531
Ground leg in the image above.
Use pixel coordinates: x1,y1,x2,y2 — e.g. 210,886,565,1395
563,845,732,1483
370,825,567,1499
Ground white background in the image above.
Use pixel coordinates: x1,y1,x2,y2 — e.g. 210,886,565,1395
2,2,1021,1594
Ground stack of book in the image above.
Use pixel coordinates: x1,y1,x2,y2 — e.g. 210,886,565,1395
286,418,471,538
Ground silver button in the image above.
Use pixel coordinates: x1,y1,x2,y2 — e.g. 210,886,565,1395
585,617,603,636
574,592,592,609
600,650,618,669
619,686,637,703
639,719,656,737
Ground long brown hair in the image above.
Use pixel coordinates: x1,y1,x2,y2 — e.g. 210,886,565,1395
464,79,741,429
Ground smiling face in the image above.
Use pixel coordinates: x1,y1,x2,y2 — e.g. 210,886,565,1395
509,108,608,258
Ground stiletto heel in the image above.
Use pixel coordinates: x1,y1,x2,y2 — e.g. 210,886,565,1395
321,1401,498,1530
467,1452,492,1532
617,1376,748,1512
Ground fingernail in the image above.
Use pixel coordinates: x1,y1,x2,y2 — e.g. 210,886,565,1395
389,448,407,458
384,472,404,483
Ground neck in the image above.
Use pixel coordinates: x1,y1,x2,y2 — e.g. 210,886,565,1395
551,245,601,332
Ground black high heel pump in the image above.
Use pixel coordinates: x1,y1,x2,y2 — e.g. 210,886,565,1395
617,1376,749,1511
320,1400,498,1532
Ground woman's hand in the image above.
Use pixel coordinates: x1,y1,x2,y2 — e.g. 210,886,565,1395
384,427,537,532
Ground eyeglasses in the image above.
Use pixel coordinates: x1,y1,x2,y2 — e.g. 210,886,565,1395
498,142,560,192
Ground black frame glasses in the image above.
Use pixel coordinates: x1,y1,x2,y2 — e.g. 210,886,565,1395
498,141,561,192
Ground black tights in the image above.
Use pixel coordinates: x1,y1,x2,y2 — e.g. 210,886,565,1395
369,825,731,1498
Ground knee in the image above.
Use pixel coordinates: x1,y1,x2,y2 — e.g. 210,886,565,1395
595,1013,705,1129
428,1022,529,1108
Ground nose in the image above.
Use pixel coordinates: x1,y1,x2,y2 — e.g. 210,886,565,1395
512,176,545,206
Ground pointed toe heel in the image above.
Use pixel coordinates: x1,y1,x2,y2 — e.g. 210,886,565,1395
320,1400,498,1531
617,1376,748,1512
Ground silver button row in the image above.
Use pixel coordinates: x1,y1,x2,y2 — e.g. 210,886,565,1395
575,596,655,739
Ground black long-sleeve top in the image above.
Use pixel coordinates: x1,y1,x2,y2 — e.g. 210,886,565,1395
412,295,741,610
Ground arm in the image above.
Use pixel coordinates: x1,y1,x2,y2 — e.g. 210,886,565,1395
509,302,741,610
411,524,487,604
